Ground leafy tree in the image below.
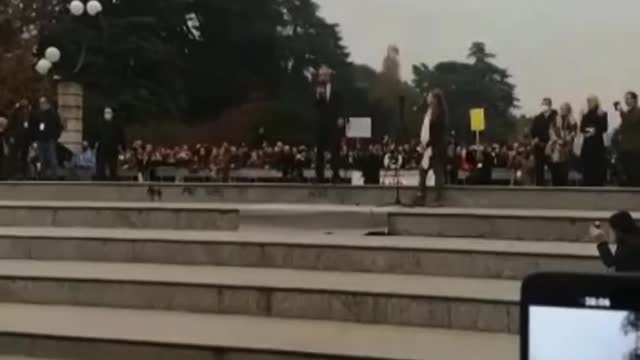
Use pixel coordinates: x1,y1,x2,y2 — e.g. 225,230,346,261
37,0,190,124
412,42,519,143
0,2,54,112
622,312,640,360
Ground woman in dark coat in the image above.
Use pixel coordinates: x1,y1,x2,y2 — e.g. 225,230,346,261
580,95,608,186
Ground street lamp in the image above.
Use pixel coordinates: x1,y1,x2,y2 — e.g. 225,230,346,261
45,47,61,63
69,0,85,16
35,58,53,75
35,0,103,75
86,0,103,16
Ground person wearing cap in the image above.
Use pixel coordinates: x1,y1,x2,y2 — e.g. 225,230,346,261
313,64,345,183
597,211,640,272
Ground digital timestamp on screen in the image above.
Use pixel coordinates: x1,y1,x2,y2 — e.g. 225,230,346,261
582,297,611,308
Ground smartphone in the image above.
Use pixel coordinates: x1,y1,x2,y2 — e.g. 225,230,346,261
521,273,640,360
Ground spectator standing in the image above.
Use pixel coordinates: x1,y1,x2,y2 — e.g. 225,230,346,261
547,103,577,186
8,99,33,179
359,144,382,185
254,127,266,149
530,98,557,186
580,96,608,186
313,64,345,183
32,96,63,180
510,145,534,186
616,91,640,186
446,131,458,184
94,107,125,181
0,115,8,179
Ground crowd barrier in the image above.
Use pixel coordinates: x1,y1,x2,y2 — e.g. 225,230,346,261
113,166,582,186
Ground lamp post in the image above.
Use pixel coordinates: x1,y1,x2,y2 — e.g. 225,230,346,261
34,0,103,76
34,1,103,153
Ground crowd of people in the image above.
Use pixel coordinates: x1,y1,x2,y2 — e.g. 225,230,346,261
1,88,639,188
0,97,125,181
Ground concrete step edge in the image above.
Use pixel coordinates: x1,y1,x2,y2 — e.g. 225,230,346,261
0,303,517,360
0,201,237,211
0,260,520,302
0,227,598,258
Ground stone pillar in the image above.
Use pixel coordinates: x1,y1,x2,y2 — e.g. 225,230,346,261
57,82,83,153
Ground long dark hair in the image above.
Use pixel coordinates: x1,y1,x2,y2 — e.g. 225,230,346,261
430,89,449,123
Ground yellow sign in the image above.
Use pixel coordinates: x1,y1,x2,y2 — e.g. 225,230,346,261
470,108,486,132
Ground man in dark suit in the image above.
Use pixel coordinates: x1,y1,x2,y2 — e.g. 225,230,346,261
32,96,63,180
530,97,557,186
314,64,345,183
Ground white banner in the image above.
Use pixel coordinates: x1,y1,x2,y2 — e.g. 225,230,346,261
347,117,372,138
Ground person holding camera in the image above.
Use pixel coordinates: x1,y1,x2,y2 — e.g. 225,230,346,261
596,211,640,273
615,91,640,186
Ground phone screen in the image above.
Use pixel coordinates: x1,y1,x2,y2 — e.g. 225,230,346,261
522,273,640,360
529,305,639,360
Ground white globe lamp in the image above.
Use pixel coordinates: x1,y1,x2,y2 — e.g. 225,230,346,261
35,59,53,75
86,0,103,16
69,0,85,16
44,47,61,63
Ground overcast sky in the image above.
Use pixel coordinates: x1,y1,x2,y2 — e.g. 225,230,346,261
316,0,640,117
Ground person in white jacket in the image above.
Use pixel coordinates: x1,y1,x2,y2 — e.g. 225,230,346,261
415,89,448,206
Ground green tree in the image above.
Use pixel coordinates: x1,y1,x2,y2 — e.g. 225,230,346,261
622,312,640,360
36,0,190,124
412,42,519,143
0,2,54,111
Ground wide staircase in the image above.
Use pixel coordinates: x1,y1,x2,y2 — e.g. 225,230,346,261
0,183,631,360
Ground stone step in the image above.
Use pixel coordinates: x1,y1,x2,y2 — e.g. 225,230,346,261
388,207,626,242
0,182,637,210
0,303,517,360
0,201,238,230
0,227,601,280
236,203,387,229
0,260,520,333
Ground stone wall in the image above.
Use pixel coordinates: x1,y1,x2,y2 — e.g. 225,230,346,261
57,82,83,153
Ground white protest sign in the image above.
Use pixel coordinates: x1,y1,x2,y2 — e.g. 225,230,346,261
347,117,371,138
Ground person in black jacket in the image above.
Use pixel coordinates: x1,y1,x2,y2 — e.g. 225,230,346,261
93,107,125,181
530,98,557,186
314,64,345,183
32,96,63,180
597,211,640,272
8,99,33,179
580,95,608,186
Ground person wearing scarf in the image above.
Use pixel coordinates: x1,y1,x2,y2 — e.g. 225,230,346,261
414,89,448,206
